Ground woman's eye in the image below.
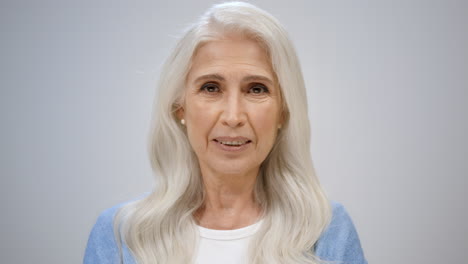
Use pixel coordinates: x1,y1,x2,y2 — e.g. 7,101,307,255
249,84,269,94
200,83,220,93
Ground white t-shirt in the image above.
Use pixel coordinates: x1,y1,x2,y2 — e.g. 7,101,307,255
195,220,263,264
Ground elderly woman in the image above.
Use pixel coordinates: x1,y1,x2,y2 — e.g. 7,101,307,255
84,2,367,264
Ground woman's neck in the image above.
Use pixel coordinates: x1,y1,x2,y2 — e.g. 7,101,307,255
195,167,262,230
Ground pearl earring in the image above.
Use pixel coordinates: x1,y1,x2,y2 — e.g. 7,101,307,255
181,119,186,125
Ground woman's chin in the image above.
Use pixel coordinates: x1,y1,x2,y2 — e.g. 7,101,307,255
203,160,259,178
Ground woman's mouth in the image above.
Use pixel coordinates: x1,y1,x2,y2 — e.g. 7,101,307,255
213,137,252,151
214,139,251,146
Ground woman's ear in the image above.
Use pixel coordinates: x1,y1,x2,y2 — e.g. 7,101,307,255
278,108,288,129
176,106,185,121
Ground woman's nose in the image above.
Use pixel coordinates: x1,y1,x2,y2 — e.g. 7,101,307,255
221,92,246,128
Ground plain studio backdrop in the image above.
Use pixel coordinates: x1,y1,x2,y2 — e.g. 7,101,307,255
1,0,467,263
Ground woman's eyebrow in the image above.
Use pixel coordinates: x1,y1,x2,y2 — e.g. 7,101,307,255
194,74,273,85
194,74,224,83
242,75,273,86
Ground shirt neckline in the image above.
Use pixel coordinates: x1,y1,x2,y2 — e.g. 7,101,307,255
197,219,263,241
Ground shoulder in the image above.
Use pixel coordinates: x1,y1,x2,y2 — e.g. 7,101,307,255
83,197,144,264
83,203,126,264
314,201,368,264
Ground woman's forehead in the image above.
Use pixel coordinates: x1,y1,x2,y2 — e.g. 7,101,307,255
187,38,274,82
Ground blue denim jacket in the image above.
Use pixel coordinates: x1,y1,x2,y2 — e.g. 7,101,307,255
84,200,367,263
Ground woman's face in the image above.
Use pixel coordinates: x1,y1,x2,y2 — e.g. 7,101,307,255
180,36,282,177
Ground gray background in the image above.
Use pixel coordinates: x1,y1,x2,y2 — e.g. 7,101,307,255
1,0,467,263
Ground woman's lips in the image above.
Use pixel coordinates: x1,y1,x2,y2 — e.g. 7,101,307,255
212,137,252,152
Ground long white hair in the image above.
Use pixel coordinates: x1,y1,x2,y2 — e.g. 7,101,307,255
115,2,331,263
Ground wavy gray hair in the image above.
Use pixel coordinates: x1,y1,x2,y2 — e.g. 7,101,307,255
115,2,331,263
